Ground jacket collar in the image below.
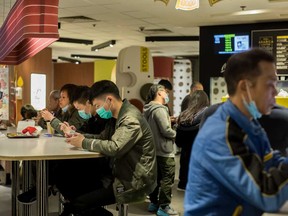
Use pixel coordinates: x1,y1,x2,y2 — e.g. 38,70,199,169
222,100,272,160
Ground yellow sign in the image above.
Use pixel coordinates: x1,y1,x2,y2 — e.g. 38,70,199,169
17,76,24,87
154,0,169,5
208,0,222,6
176,0,199,10
140,47,149,72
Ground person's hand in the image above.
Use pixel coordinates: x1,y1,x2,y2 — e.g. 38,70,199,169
41,110,54,121
59,122,76,137
170,116,177,123
0,99,3,109
33,111,42,126
61,121,76,131
65,132,85,148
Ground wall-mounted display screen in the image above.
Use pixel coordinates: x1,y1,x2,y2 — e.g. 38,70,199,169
252,29,288,74
31,73,46,110
214,34,250,54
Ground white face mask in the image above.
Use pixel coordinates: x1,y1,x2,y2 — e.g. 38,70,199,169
164,94,169,104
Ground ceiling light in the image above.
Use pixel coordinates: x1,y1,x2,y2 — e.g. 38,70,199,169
58,56,81,64
71,54,117,60
175,0,199,11
57,37,93,45
233,9,268,16
91,40,116,51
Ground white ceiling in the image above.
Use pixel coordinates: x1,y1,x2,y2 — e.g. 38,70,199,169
2,0,288,62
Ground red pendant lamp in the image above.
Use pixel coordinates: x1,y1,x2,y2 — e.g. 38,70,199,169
0,0,59,65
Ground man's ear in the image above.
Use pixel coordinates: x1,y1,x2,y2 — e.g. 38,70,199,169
238,80,248,93
106,96,112,103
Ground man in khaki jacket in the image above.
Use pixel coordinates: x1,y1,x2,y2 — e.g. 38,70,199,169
66,80,157,215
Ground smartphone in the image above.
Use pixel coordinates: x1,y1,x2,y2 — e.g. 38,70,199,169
0,91,3,99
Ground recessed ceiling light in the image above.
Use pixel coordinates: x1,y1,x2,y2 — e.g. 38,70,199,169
233,9,268,16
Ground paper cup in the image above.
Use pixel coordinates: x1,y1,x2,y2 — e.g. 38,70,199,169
47,122,54,135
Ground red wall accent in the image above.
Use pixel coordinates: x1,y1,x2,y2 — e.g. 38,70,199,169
153,57,174,78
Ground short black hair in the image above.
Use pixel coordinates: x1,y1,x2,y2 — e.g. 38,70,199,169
158,79,172,90
60,84,77,102
89,80,121,102
224,48,275,96
71,86,90,104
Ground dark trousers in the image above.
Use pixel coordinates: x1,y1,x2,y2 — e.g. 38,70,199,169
178,146,192,189
53,157,112,200
149,156,175,206
71,184,116,214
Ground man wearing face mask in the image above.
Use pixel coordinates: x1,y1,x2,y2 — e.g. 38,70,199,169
70,85,108,135
51,85,112,209
64,80,157,216
143,84,178,216
184,48,288,216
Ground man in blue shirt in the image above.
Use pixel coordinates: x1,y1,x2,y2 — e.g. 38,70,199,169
184,48,288,216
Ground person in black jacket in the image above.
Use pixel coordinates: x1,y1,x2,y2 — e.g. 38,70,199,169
175,90,209,190
258,104,288,156
181,81,203,112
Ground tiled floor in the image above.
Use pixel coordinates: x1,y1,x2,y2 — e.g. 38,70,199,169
0,155,184,216
0,155,288,215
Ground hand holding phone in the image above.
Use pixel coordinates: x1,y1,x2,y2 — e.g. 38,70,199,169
0,91,3,99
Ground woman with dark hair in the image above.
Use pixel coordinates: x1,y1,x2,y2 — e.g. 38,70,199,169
18,84,86,205
41,83,85,134
175,90,209,190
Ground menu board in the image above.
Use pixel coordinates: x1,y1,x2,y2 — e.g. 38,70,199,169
252,29,288,74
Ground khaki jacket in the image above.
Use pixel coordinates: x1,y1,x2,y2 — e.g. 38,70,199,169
82,99,157,204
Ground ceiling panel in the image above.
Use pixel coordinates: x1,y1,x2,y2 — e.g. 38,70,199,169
42,0,288,60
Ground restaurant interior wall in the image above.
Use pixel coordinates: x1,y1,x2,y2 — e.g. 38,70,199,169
14,48,53,123
53,62,94,90
94,60,116,82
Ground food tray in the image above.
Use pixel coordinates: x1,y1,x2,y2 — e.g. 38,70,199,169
6,133,39,138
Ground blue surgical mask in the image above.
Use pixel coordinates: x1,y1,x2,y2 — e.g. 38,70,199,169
62,105,69,113
242,81,262,120
96,100,112,119
243,100,262,120
164,94,169,104
78,110,92,120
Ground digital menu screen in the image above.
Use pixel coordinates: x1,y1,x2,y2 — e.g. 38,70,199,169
214,33,250,54
252,29,288,74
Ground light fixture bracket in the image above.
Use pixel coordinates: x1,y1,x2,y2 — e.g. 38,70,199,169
91,40,116,51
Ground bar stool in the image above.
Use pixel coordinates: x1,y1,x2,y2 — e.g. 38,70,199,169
117,203,129,216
